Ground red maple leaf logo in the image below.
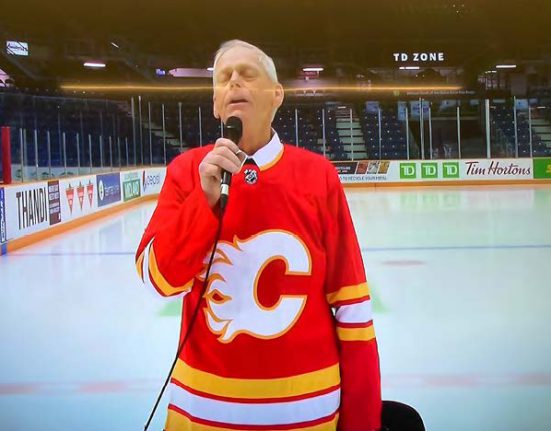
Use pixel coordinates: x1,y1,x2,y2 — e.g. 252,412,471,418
86,181,94,206
77,182,85,210
66,184,75,214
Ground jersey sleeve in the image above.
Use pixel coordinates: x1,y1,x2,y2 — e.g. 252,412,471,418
323,165,382,431
135,150,219,300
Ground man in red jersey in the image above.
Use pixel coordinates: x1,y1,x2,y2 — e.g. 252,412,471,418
136,40,382,431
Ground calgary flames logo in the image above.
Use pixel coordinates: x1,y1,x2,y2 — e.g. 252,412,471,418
199,230,311,343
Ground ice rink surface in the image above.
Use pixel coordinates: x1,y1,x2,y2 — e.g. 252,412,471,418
1,184,550,430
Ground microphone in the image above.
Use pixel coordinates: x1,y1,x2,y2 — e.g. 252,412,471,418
143,117,241,431
220,116,243,212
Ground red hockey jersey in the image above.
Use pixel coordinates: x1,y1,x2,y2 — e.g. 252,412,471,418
136,133,381,431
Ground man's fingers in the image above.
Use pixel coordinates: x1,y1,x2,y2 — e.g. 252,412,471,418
200,154,240,176
211,145,242,168
199,163,222,182
214,138,240,155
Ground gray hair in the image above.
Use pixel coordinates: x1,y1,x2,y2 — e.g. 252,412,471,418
212,40,279,84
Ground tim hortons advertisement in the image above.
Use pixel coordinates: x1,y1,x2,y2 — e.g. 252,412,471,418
337,159,534,184
461,159,532,180
399,160,532,181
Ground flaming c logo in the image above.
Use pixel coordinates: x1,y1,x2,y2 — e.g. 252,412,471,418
199,230,311,343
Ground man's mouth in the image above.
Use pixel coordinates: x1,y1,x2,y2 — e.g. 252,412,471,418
228,98,248,105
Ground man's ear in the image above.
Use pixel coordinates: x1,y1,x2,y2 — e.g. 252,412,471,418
273,83,284,111
213,94,220,119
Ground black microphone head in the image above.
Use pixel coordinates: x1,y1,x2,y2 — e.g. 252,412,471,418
225,116,243,145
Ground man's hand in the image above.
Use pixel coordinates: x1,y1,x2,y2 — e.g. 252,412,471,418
198,138,243,208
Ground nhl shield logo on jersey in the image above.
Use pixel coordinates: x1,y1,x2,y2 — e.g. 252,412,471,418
244,169,258,185
199,230,311,343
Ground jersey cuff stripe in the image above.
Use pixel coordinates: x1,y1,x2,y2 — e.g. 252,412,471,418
326,282,370,305
335,299,373,324
147,240,193,296
135,249,145,280
336,320,373,329
336,324,376,342
330,295,371,308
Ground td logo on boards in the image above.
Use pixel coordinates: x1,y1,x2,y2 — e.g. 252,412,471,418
399,162,459,180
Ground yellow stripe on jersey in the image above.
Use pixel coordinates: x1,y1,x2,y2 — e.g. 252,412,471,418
326,282,370,305
166,407,339,431
148,244,193,296
135,250,145,280
172,360,340,400
336,325,376,342
258,146,284,171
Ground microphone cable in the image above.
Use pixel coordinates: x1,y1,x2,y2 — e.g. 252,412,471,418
144,117,241,429
143,207,225,431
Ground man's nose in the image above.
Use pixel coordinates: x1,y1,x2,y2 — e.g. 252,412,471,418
229,70,242,87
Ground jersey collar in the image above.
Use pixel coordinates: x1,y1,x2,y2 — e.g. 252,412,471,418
244,131,284,171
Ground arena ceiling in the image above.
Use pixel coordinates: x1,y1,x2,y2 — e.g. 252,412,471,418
1,0,551,82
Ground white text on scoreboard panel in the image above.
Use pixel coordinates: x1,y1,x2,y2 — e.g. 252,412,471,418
393,52,445,63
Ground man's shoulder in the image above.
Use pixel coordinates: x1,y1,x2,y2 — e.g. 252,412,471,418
280,144,342,193
282,144,335,170
169,145,213,170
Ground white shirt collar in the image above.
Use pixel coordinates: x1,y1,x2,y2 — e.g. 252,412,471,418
245,131,284,171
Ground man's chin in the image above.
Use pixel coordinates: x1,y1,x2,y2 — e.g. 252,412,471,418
224,112,247,124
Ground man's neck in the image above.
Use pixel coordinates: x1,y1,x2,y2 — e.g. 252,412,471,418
239,127,273,155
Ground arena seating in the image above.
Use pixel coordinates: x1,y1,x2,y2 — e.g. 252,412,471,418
491,104,551,157
2,91,551,174
357,104,409,160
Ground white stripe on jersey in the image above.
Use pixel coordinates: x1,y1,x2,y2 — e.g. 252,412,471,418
335,299,373,324
169,383,340,426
